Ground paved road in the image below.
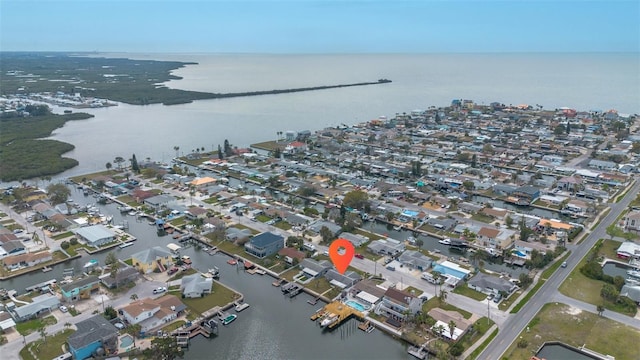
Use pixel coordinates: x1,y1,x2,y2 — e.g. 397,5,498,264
478,179,640,360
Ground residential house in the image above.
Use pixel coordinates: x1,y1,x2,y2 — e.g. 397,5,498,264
374,287,422,322
119,295,186,332
299,258,332,279
367,239,406,257
0,311,16,332
59,275,101,303
144,194,176,211
308,220,342,237
278,247,306,264
185,207,208,220
189,177,217,189
9,294,60,322
99,264,138,289
67,315,119,360
225,227,252,242
616,241,640,260
557,176,583,192
180,274,213,298
588,159,617,171
339,232,370,247
3,251,52,271
427,308,472,341
624,211,640,233
468,273,518,296
620,284,640,304
244,232,284,259
325,269,362,288
398,250,432,271
130,246,173,274
73,225,116,248
0,240,26,258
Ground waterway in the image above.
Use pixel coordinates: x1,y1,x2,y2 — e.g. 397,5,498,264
536,343,598,360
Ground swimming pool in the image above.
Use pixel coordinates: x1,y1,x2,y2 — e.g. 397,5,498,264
120,335,134,348
513,251,527,258
345,300,370,312
432,264,467,279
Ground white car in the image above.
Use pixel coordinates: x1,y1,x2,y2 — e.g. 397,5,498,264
153,287,167,294
59,305,68,313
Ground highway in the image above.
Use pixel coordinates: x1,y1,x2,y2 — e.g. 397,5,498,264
477,179,640,360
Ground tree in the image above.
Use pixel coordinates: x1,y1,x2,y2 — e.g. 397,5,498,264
273,147,281,159
106,162,112,171
125,323,142,347
64,322,72,330
149,336,184,360
217,145,224,160
103,306,117,320
105,252,121,288
342,190,369,210
439,290,448,304
173,146,180,158
471,154,477,168
448,320,457,340
114,156,125,170
596,304,605,316
505,215,514,228
554,124,566,135
482,144,495,154
224,139,232,157
319,226,333,244
130,293,139,301
600,283,619,301
38,326,47,344
131,154,140,173
46,183,71,205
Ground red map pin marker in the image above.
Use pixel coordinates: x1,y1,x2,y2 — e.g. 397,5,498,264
329,238,354,275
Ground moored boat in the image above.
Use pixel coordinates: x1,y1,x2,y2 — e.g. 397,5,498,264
222,314,237,325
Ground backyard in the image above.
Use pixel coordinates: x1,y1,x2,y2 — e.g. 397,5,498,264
19,329,73,360
177,283,240,315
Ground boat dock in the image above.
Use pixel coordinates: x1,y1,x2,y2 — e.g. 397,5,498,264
282,283,303,298
310,301,364,330
407,343,429,359
358,320,374,333
25,279,57,293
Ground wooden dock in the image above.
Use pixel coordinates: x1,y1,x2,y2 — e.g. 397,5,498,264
311,301,364,330
358,320,374,333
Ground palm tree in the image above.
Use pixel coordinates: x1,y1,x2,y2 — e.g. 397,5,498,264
173,146,180,158
130,293,138,301
448,320,457,340
64,322,72,331
432,271,441,296
38,326,47,343
597,304,605,316
439,290,448,304
124,323,142,347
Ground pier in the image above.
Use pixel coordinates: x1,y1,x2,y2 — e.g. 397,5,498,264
310,301,364,330
25,279,57,293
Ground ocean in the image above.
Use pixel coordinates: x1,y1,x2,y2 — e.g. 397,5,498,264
46,52,639,180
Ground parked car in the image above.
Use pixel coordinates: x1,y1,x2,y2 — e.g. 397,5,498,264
153,287,167,294
493,294,502,303
386,265,396,271
561,261,568,268
354,253,364,259
59,305,68,313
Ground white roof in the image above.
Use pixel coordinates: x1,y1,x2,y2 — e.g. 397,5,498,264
302,267,319,277
432,320,464,341
167,243,182,252
356,291,379,304
329,279,347,289
440,261,472,276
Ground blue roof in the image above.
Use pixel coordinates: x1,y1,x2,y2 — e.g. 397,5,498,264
250,232,283,247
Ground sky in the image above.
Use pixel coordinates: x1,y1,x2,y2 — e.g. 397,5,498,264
1,0,638,53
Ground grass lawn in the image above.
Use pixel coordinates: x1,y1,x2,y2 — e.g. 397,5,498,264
180,283,240,315
457,317,495,357
280,268,299,282
274,221,292,230
167,268,198,282
422,297,472,319
256,214,271,223
169,217,186,226
306,277,332,294
231,223,260,234
124,258,133,266
160,320,187,333
470,213,494,223
52,231,73,240
453,284,487,301
70,170,117,182
503,303,640,360
600,239,622,260
19,329,73,360
16,315,57,336
559,241,636,316
116,194,140,207
353,228,384,240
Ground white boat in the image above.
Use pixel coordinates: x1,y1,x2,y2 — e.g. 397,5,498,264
393,225,402,231
320,313,339,327
438,238,451,245
128,210,137,216
235,303,250,312
221,314,237,325
119,242,134,249
41,266,53,273
83,259,98,268
254,269,266,275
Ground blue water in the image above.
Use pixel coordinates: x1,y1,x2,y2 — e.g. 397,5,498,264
433,264,467,279
513,251,527,258
120,335,133,348
402,210,419,217
346,300,370,311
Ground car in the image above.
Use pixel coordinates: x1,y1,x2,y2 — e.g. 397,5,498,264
354,253,364,259
323,250,329,256
59,305,68,313
386,265,396,271
114,322,125,329
153,287,167,294
493,294,502,303
561,261,568,268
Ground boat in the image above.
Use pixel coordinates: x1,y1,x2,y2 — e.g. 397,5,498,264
393,225,402,231
208,267,220,278
119,242,134,249
358,320,374,333
128,210,137,216
254,269,266,275
118,205,133,213
235,303,250,312
227,259,238,265
243,260,255,269
438,238,451,245
272,279,285,287
41,266,53,273
83,259,98,269
222,314,237,325
320,313,339,327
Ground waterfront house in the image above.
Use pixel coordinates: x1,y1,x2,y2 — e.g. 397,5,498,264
3,251,52,271
308,220,342,237
180,274,213,298
144,194,176,211
73,225,116,248
185,206,208,220
325,269,361,288
299,258,332,279
278,247,306,264
374,287,422,322
350,280,386,307
427,308,472,341
624,211,640,233
130,246,173,274
60,275,100,303
468,273,518,296
67,315,119,360
616,241,640,260
120,295,186,332
620,284,640,304
367,239,406,257
244,232,284,258
99,264,138,289
189,176,216,189
0,240,26,258
588,159,617,171
225,227,252,242
339,232,370,247
9,294,59,322
557,176,583,192
398,250,432,271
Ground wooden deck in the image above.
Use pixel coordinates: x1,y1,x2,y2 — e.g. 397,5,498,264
311,301,364,329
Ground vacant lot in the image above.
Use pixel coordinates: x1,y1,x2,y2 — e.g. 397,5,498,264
503,303,640,360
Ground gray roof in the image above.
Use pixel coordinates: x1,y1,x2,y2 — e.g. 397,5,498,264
398,250,432,269
621,284,640,303
145,194,175,206
325,269,361,286
131,246,172,264
12,294,59,319
73,225,115,243
367,239,405,255
60,275,100,293
308,220,342,235
300,258,332,274
339,232,369,247
1,240,25,253
181,274,212,295
468,273,515,293
67,315,119,349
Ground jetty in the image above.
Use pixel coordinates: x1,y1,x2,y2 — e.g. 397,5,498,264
282,282,303,298
310,301,364,330
408,343,429,359
358,320,374,333
25,279,57,293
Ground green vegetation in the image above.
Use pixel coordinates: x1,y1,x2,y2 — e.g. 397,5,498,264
457,318,495,359
511,280,545,314
453,283,488,301
15,315,57,336
19,329,74,360
0,109,93,181
422,296,472,319
160,320,187,334
469,328,498,359
180,284,240,315
503,303,640,360
52,231,73,240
